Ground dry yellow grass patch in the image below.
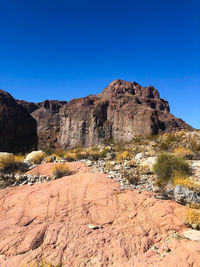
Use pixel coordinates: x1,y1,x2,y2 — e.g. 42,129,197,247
173,175,200,192
173,147,193,159
185,208,200,228
51,163,72,178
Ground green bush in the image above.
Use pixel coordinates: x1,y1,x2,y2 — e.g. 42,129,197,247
153,153,192,186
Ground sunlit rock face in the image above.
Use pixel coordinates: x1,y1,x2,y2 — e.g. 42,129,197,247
59,79,192,149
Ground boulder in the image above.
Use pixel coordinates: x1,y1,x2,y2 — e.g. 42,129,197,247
174,185,200,204
183,230,200,242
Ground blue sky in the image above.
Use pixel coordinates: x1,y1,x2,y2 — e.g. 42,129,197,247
0,0,199,128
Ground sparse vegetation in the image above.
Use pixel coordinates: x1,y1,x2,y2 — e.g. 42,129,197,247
153,153,192,187
0,153,27,174
185,208,200,229
173,175,200,192
115,150,132,163
51,163,72,178
173,147,194,159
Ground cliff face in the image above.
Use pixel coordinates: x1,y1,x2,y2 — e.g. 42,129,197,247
0,90,37,153
58,80,192,149
17,100,67,148
17,79,193,150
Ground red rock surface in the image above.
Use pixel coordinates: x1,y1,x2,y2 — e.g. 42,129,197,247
0,162,200,267
26,162,91,177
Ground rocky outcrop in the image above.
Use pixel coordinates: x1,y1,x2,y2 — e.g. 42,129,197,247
0,162,199,267
18,79,193,149
0,90,37,153
59,80,192,149
18,100,66,148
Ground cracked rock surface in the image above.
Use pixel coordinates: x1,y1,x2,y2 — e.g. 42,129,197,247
0,162,200,266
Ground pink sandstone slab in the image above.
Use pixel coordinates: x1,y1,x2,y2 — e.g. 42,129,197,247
0,162,199,267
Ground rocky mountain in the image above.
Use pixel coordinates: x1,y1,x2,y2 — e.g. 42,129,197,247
0,89,37,153
59,80,192,149
16,79,193,150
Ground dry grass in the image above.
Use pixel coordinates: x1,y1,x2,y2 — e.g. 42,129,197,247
64,151,77,161
115,151,132,163
173,175,200,192
51,163,72,178
173,147,194,159
185,208,200,229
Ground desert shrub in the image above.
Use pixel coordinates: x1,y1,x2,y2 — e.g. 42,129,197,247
115,151,132,162
87,148,109,160
54,149,65,157
14,154,25,162
32,152,46,164
188,138,200,158
76,151,88,160
25,151,46,164
0,153,28,174
185,208,200,229
157,133,182,152
64,151,77,161
40,146,56,155
51,163,72,178
173,147,194,159
152,153,192,187
173,174,200,192
121,168,140,184
0,154,17,173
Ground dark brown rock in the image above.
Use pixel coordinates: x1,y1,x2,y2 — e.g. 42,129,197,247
18,99,67,148
18,79,193,149
0,90,37,153
59,80,192,148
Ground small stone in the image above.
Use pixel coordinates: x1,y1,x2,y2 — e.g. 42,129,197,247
88,224,103,230
86,160,93,167
183,230,200,241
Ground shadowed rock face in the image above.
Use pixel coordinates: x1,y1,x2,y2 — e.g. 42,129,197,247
0,90,37,153
17,100,67,148
18,79,193,149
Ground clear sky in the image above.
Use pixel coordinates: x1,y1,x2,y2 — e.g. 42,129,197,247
0,0,199,128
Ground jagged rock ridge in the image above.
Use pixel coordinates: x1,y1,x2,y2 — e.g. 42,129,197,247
0,89,37,153
18,79,192,149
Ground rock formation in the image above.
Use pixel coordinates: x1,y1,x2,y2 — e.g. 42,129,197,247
17,99,66,148
18,79,193,149
0,162,200,267
0,89,37,153
59,80,192,149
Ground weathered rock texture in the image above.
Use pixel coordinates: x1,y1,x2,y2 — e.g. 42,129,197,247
18,80,192,149
0,162,199,267
0,90,37,153
59,80,192,148
17,100,66,148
